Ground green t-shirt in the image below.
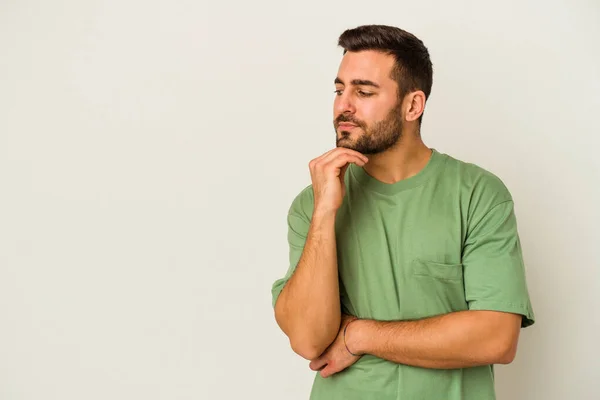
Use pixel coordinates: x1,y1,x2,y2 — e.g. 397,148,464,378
271,148,535,400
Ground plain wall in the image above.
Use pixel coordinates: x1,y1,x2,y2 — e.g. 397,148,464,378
1,0,599,399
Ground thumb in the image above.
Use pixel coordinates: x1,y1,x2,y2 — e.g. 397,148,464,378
309,355,328,371
339,163,350,180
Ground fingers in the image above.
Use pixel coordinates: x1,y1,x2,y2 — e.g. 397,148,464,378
321,147,368,165
309,357,327,371
309,354,327,370
320,364,337,378
310,358,335,378
309,148,368,171
308,147,369,214
314,148,337,162
310,153,367,176
308,148,336,170
329,153,367,170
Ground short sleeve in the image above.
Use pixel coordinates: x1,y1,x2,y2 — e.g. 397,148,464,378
270,186,314,308
462,200,535,327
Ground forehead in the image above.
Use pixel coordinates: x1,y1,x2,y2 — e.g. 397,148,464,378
336,50,396,86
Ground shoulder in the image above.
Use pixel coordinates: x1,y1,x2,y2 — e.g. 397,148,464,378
442,152,513,209
288,184,315,219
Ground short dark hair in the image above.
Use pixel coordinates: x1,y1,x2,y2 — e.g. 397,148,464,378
338,25,433,125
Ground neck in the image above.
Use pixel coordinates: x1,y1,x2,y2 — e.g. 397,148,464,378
363,134,432,184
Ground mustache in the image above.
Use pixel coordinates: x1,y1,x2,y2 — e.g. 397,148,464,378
335,115,364,127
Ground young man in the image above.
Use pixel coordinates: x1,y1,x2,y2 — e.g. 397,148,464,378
271,24,535,400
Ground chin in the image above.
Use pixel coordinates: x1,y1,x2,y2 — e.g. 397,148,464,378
336,140,357,150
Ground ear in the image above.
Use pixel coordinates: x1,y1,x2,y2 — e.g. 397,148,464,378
404,90,426,123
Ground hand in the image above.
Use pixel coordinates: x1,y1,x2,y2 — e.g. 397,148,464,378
309,148,368,215
308,314,362,378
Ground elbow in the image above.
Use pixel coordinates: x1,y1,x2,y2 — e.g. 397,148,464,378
289,327,338,360
492,338,519,365
496,344,518,365
486,315,521,365
275,309,340,360
290,340,327,360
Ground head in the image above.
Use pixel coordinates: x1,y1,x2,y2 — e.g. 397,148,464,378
333,25,433,154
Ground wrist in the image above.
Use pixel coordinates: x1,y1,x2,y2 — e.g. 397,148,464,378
345,318,368,356
312,206,338,221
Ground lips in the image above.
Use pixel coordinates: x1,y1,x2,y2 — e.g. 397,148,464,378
338,123,358,129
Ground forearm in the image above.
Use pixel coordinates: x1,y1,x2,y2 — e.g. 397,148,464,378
346,310,520,369
275,210,341,359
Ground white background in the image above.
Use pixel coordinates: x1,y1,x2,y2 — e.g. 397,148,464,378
1,0,599,399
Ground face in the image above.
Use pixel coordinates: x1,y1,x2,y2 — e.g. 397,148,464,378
333,50,404,155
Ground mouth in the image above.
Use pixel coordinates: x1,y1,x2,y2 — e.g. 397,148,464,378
338,123,358,130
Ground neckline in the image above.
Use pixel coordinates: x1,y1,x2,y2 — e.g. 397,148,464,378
349,148,446,195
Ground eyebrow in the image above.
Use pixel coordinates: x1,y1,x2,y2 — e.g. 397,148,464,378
334,77,381,89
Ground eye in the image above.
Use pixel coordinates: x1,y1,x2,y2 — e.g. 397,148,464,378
334,89,343,96
358,90,374,97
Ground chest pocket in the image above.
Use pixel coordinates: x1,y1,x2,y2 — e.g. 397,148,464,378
413,259,463,281
400,259,469,320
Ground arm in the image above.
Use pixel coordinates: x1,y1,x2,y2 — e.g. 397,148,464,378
309,177,534,377
274,148,369,360
275,209,341,360
346,310,522,369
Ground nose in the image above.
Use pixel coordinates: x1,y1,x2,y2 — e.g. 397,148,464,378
334,91,356,116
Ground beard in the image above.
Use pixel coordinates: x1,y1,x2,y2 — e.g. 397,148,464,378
334,101,403,155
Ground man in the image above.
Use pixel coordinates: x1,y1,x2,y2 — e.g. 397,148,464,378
271,24,535,400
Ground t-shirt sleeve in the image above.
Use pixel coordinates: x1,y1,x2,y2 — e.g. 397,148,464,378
271,186,313,308
462,199,535,327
